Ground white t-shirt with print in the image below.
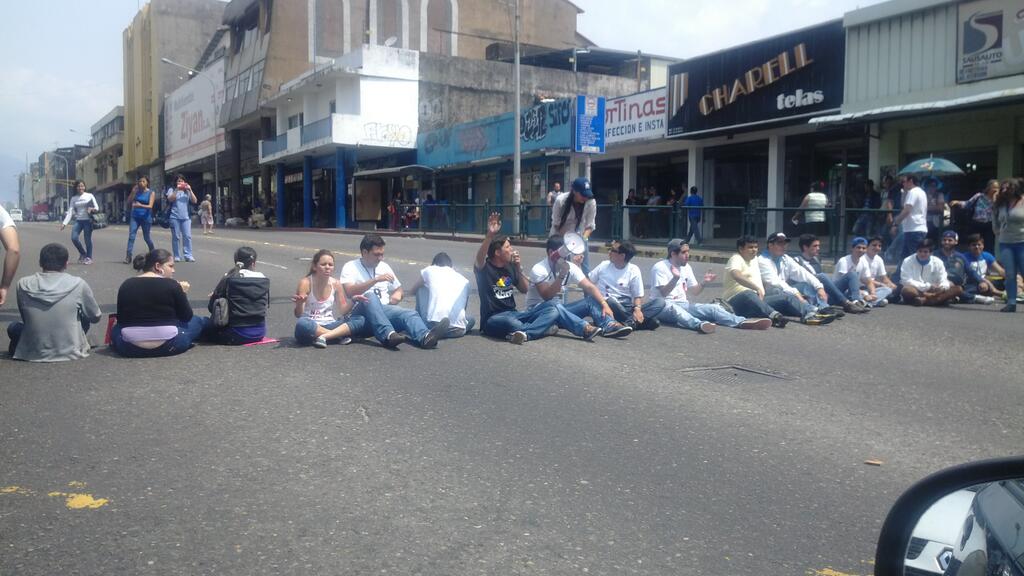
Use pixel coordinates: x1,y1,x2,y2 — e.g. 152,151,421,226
420,265,469,329
0,206,14,229
526,257,585,309
588,260,643,302
340,259,401,304
834,254,871,283
902,186,929,233
650,259,696,304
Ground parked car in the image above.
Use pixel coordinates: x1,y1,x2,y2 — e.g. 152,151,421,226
34,212,49,222
9,208,23,222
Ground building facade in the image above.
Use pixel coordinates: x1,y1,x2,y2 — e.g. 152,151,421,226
77,107,132,219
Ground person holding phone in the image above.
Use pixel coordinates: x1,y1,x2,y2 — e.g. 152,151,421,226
165,173,198,262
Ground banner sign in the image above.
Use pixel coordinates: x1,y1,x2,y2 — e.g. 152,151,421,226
164,59,225,170
604,88,666,145
957,0,1024,84
666,21,844,138
574,95,606,153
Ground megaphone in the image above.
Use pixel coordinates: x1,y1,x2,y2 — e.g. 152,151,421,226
558,232,586,261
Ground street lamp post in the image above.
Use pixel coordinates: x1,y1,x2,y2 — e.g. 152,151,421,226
160,57,221,218
512,0,521,235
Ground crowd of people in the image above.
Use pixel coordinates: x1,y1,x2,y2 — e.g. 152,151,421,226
1,174,1021,362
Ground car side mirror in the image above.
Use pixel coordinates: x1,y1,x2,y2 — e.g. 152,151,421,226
874,456,1024,576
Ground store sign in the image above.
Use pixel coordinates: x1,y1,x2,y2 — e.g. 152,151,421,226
666,21,844,138
164,59,225,170
957,0,1024,84
605,88,666,145
574,95,605,153
417,98,574,167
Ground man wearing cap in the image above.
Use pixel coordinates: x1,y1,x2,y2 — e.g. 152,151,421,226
899,238,963,306
936,231,994,305
524,234,626,340
551,177,597,273
723,235,833,327
652,239,771,333
588,240,665,330
757,232,843,322
834,237,885,307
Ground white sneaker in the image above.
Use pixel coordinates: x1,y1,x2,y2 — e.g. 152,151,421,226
975,295,995,305
507,330,527,345
312,336,328,349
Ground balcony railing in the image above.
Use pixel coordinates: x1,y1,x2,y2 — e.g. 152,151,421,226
262,136,288,157
300,117,332,145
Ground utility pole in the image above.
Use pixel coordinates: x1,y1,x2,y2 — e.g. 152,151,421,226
512,0,521,233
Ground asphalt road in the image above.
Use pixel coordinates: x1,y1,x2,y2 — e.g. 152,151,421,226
1,222,1021,576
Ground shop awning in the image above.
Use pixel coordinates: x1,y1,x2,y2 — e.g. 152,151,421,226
809,87,1024,126
352,164,435,178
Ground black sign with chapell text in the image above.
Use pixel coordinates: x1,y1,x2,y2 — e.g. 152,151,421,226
666,20,845,138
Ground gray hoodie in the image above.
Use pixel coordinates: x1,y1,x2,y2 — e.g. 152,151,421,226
14,271,102,362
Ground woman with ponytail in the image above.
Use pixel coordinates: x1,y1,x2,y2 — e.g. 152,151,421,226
203,246,270,344
111,248,207,357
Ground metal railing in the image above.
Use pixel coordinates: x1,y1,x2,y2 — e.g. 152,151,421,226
261,136,288,157
300,117,332,145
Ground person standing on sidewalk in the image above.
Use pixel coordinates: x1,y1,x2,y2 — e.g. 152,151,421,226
199,194,214,235
165,174,198,262
683,187,704,246
125,176,156,264
60,180,99,264
550,177,597,273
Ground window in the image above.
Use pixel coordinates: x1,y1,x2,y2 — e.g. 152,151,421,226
329,100,336,114
251,61,264,93
288,113,304,129
238,70,251,97
225,78,237,102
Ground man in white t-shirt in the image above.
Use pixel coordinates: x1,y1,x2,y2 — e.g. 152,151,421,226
832,236,873,305
408,252,474,339
892,174,929,261
863,236,895,306
0,206,20,307
588,240,664,330
653,239,770,333
527,235,630,339
899,238,963,306
340,234,449,349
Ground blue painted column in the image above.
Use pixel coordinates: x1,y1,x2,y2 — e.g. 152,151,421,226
335,148,347,228
302,156,313,228
275,163,286,228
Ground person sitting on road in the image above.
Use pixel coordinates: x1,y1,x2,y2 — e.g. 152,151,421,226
293,249,368,348
202,246,271,345
963,233,1010,300
790,234,867,314
340,234,449,349
936,231,994,305
6,243,102,361
899,238,963,306
722,235,833,327
407,252,474,339
524,235,627,340
474,212,560,344
652,238,770,333
864,236,897,306
758,232,846,319
833,236,883,308
587,240,665,331
0,204,20,308
111,249,207,357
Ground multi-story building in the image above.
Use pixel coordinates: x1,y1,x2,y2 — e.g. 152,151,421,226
123,0,226,193
78,107,132,219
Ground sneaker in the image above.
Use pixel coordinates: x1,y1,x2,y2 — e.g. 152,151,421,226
770,314,789,328
77,256,86,264
697,321,716,334
872,298,888,308
1001,304,1017,313
184,257,196,263
738,318,771,330
582,324,602,341
124,255,132,265
312,336,328,349
821,305,846,318
82,257,93,265
464,317,476,334
507,330,527,344
802,314,835,326
639,317,660,331
545,324,560,337
420,318,449,349
975,295,995,305
602,322,633,337
339,337,353,345
385,331,408,349
841,301,864,314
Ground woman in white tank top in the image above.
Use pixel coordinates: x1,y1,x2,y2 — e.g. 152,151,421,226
292,249,365,348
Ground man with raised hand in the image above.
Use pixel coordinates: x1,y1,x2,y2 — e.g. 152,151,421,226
588,240,665,331
475,212,560,344
340,234,449,349
653,239,770,333
526,235,629,339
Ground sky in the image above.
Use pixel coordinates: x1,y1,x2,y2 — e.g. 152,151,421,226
0,0,886,203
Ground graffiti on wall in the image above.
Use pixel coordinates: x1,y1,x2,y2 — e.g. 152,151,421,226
362,122,414,147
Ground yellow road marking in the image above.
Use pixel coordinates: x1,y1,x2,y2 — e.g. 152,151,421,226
807,568,863,576
1,485,31,495
47,491,109,510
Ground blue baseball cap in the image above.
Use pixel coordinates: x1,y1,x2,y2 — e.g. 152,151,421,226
851,236,868,247
571,177,593,198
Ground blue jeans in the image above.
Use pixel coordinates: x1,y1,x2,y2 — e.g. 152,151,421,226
350,297,431,346
686,216,703,245
126,214,155,257
563,296,616,330
794,272,856,306
868,285,893,306
1000,242,1024,304
203,324,267,345
294,317,364,346
111,317,208,358
483,302,560,340
416,286,473,339
169,217,194,260
607,296,666,327
70,219,93,259
532,301,589,337
657,301,746,330
728,290,811,319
